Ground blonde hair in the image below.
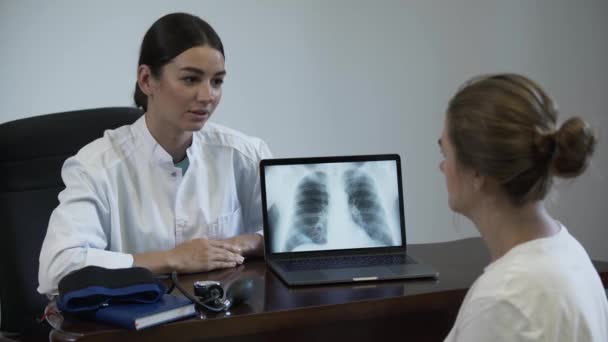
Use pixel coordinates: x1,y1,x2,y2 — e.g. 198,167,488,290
447,73,596,205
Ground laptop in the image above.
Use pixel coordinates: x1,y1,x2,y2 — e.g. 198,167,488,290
260,154,438,286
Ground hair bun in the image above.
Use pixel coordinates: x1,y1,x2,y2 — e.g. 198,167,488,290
551,117,596,178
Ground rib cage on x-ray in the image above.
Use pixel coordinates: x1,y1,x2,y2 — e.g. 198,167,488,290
265,161,401,253
343,169,393,246
284,171,330,251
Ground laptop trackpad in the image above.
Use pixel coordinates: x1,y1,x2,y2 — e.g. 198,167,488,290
321,267,392,280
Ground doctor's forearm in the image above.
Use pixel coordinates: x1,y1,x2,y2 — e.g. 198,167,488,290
132,251,173,275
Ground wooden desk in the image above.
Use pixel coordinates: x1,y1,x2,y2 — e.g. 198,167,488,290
48,238,608,342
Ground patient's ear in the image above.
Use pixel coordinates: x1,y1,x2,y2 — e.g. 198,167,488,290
472,169,485,192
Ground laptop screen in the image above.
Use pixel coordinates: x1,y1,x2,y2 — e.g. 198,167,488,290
262,157,404,254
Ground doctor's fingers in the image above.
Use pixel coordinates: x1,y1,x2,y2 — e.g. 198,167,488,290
206,245,244,264
208,239,243,254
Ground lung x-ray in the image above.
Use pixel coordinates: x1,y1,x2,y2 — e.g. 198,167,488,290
265,161,402,253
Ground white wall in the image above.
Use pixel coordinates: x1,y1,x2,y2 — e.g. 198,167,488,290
1,0,607,260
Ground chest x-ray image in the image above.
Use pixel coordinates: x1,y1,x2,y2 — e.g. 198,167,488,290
264,160,403,253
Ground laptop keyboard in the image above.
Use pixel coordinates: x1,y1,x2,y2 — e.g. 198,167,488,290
276,254,416,272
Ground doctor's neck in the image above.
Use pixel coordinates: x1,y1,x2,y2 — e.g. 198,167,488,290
144,113,193,163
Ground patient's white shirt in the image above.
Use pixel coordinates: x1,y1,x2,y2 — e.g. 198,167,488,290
445,225,608,342
38,115,271,295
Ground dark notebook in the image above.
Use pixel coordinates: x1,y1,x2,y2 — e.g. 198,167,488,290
94,294,195,330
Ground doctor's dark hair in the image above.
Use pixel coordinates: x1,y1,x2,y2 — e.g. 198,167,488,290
446,73,596,206
133,12,225,111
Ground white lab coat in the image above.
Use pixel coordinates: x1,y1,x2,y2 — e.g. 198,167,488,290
38,115,272,295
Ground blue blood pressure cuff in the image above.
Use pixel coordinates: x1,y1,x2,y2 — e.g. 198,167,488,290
56,266,166,312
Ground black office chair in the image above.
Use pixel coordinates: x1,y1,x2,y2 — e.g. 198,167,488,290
0,107,143,337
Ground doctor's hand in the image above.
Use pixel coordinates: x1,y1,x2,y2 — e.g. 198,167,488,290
220,234,264,258
167,238,245,274
133,238,244,275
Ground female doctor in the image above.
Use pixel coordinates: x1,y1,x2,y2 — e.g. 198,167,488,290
38,12,271,295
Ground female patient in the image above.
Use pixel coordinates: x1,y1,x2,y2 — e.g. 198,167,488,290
38,12,272,295
440,74,608,341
